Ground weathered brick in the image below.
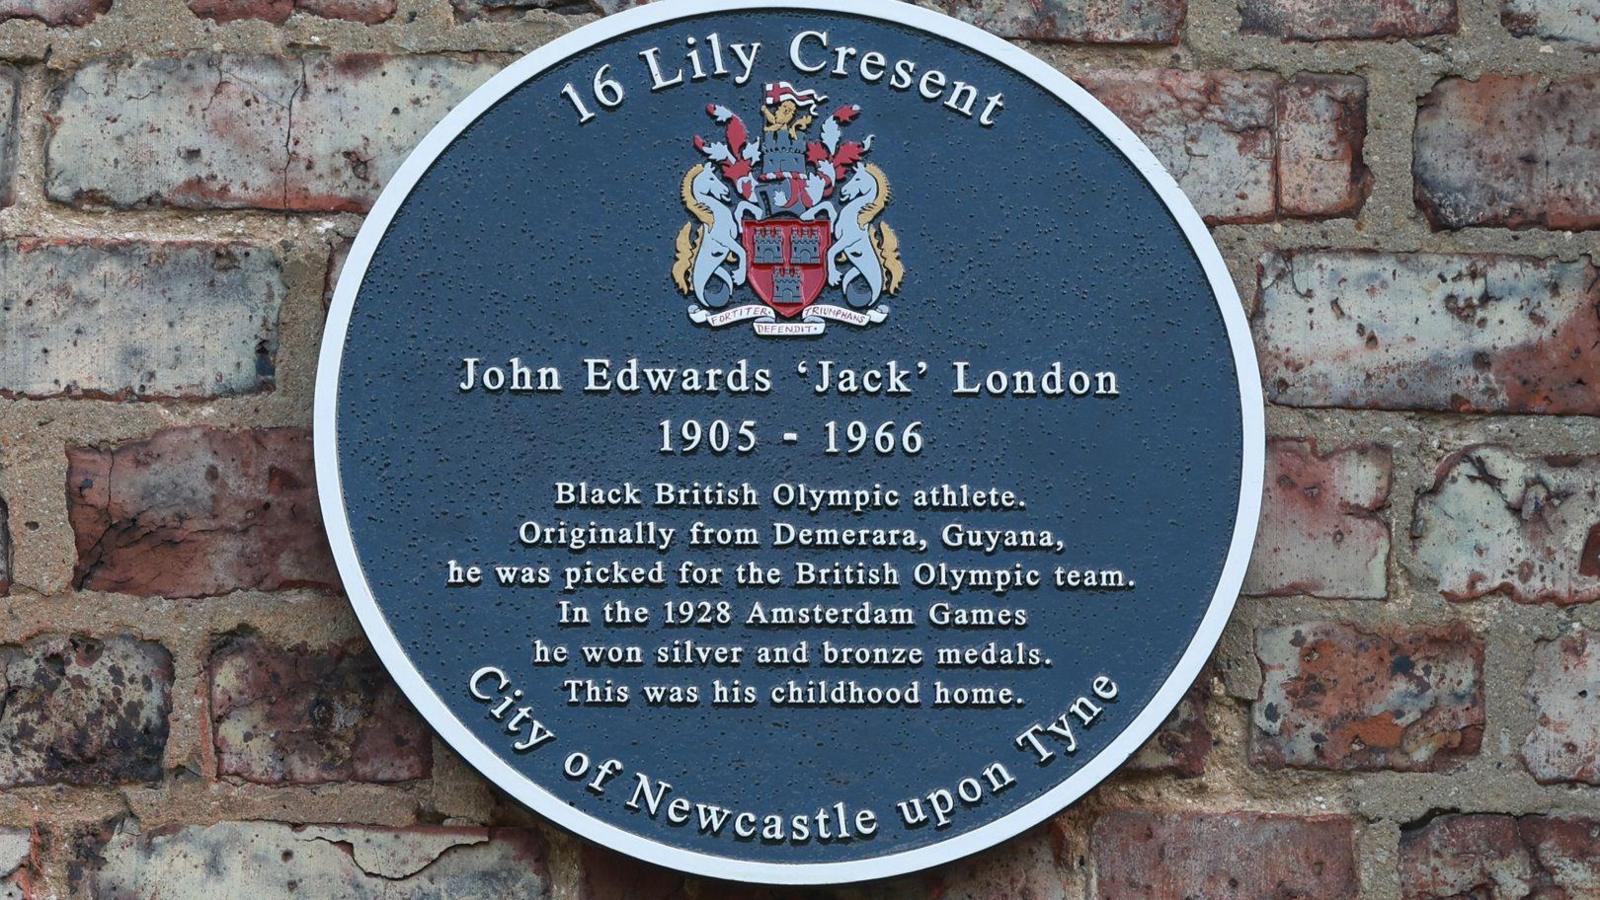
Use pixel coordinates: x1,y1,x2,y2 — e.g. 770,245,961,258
0,68,16,208
188,0,394,23
0,241,282,400
1277,75,1371,217
1243,439,1391,599
0,0,105,26
1253,622,1484,771
580,822,1084,899
1400,814,1600,899
90,822,549,897
1413,447,1600,604
0,496,10,598
210,633,431,784
1254,251,1600,415
1078,70,1368,223
47,54,499,212
324,237,351,309
1126,681,1211,776
1523,630,1600,783
0,830,27,899
1240,0,1456,38
1503,0,1600,47
1415,75,1600,230
941,0,1185,44
1093,810,1358,898
0,635,171,787
67,427,336,598
915,823,1085,900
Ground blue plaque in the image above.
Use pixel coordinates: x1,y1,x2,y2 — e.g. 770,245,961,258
315,0,1264,883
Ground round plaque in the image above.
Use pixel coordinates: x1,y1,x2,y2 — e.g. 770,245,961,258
316,0,1263,883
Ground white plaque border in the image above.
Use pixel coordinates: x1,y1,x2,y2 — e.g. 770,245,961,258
314,0,1267,883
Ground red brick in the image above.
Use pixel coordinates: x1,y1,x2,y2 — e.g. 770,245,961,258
210,634,431,784
0,240,284,400
1253,622,1484,771
1241,0,1456,38
1415,74,1600,230
90,822,548,896
67,427,337,598
1243,439,1392,599
1078,70,1368,223
1400,814,1600,898
580,822,1085,899
1277,75,1371,217
1126,680,1211,776
1523,630,1600,783
47,54,498,213
188,0,394,24
1093,810,1358,898
940,0,1185,44
1412,447,1600,604
0,634,172,787
1254,251,1600,415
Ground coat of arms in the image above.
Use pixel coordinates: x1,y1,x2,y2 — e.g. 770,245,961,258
671,82,904,336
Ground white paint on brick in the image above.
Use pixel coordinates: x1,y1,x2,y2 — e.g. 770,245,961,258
1523,631,1600,784
93,822,548,895
0,241,284,399
1255,251,1600,413
1414,447,1600,604
47,54,500,211
1503,0,1600,53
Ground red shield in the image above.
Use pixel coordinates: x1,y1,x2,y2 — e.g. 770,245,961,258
740,219,832,318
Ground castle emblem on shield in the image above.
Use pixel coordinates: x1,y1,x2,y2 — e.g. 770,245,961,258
672,83,904,336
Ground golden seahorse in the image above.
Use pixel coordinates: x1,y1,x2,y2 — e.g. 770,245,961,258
671,164,714,295
858,163,905,295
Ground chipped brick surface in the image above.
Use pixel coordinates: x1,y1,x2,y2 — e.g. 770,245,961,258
1413,446,1600,604
1502,0,1600,46
1078,70,1368,223
0,68,16,209
1400,814,1600,899
0,831,26,900
210,634,431,784
940,0,1185,44
1254,251,1600,415
580,824,1084,899
67,427,336,598
1240,0,1457,38
1277,75,1371,217
1093,810,1358,898
90,822,549,897
0,635,171,788
1253,622,1484,771
188,0,394,22
0,496,9,598
47,54,498,212
0,0,105,25
1415,74,1600,230
1243,439,1392,599
0,241,283,400
1523,630,1600,783
1126,681,1212,776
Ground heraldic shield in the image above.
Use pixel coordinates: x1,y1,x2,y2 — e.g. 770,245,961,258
672,81,904,335
741,219,832,317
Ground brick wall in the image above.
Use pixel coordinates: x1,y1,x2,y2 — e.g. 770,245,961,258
0,0,1594,894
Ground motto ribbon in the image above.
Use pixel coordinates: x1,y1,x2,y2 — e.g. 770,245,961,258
687,303,890,336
